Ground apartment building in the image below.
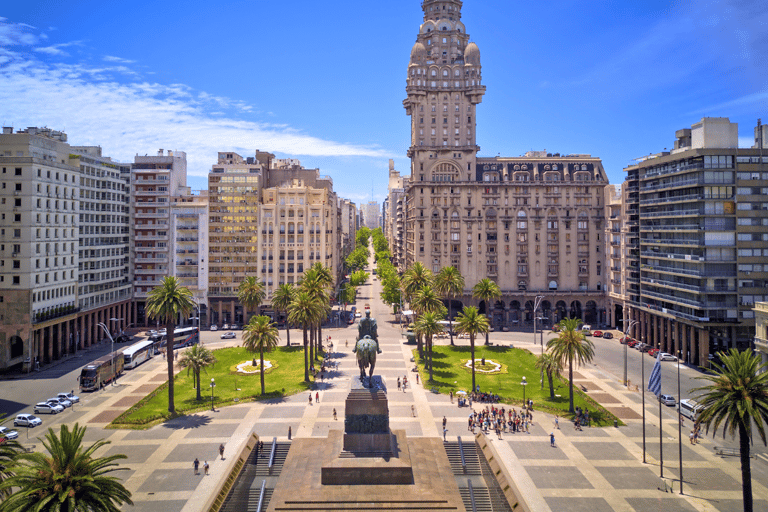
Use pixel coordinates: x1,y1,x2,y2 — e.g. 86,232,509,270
384,160,408,268
171,189,208,326
361,201,381,230
402,0,608,329
755,302,768,372
339,198,358,261
622,117,768,367
71,146,132,348
131,149,188,326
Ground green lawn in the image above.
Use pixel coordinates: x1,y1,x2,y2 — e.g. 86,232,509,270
111,346,319,428
416,345,621,427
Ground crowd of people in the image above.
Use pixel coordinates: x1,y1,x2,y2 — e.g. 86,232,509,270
466,404,536,438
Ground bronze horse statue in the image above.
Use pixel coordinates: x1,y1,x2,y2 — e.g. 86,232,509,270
354,335,378,388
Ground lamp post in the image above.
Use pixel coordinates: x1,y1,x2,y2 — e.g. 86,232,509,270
521,376,528,407
624,319,639,386
97,322,115,386
533,296,544,355
210,378,216,411
677,346,684,494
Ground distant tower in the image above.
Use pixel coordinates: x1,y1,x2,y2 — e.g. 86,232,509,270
403,0,485,182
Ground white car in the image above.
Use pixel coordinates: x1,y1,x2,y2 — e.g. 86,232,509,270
658,352,678,362
0,426,19,440
222,323,230,329
48,397,72,408
34,402,64,414
355,312,362,318
14,414,42,427
58,392,80,403
221,332,236,339
210,324,218,331
659,394,677,406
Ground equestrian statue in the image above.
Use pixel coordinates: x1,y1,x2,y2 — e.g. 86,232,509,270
354,311,381,388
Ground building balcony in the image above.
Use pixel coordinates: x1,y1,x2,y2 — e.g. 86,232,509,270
755,337,768,351
32,307,80,325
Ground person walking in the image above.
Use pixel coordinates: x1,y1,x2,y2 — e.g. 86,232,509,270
397,377,401,391
194,458,200,475
203,461,209,475
288,426,292,440
443,427,448,442
442,416,447,430
554,415,560,429
403,375,408,391
416,373,419,385
450,391,453,403
315,391,320,404
219,444,225,460
550,432,556,447
412,405,416,417
333,408,337,420
309,393,313,405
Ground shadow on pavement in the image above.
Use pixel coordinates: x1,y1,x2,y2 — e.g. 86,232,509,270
162,414,213,430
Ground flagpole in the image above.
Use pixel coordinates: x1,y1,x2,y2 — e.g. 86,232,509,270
642,337,646,463
648,350,663,478
659,397,664,479
677,348,683,494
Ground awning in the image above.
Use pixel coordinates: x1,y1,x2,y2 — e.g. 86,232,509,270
401,310,415,316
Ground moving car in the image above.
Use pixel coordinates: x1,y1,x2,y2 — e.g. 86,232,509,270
0,426,19,440
658,352,677,362
221,332,236,339
58,392,80,403
593,330,603,337
47,397,72,408
602,332,613,339
679,398,704,421
34,402,64,414
13,414,42,427
659,394,677,406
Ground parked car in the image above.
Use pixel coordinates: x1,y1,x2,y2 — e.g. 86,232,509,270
602,332,613,339
47,397,72,408
593,330,603,337
627,340,638,347
347,314,355,325
582,330,593,337
210,324,218,331
659,394,677,406
355,312,362,318
221,332,236,339
58,392,80,403
222,323,229,329
0,426,19,440
639,344,651,353
648,348,660,357
230,324,240,330
13,414,42,427
659,352,677,361
34,402,63,414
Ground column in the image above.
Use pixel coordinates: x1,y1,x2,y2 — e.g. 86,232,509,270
55,322,62,360
63,320,70,357
231,300,236,325
43,326,51,363
218,300,223,326
699,329,709,368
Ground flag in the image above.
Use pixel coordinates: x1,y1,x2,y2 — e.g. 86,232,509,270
648,351,662,396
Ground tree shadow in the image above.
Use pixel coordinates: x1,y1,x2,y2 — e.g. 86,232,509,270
162,413,213,430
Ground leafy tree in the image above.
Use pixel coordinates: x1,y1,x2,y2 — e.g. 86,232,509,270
0,434,25,500
0,423,132,512
413,311,444,382
401,262,433,301
338,283,356,309
546,317,595,413
535,351,564,400
271,283,295,347
178,344,217,401
237,276,266,325
472,278,501,346
309,263,333,353
146,276,195,413
346,247,368,272
692,349,768,512
454,306,489,394
300,268,331,361
381,279,402,313
411,286,445,356
349,270,369,287
434,266,465,346
288,290,324,382
355,227,371,248
242,315,280,395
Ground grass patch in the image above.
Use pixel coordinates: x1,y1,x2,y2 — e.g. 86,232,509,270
416,345,622,427
110,346,319,428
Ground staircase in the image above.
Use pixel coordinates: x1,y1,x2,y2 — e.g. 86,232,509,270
444,438,514,512
444,440,482,475
219,440,289,512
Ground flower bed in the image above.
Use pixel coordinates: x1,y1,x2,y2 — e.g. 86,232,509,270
234,360,274,374
462,358,505,374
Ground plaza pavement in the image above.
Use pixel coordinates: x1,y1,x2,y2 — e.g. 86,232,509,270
14,279,768,511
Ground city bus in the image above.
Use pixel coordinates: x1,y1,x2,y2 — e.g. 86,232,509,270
123,339,154,369
156,327,200,351
79,350,125,391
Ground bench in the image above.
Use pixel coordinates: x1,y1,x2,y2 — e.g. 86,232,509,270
580,384,588,392
714,446,743,458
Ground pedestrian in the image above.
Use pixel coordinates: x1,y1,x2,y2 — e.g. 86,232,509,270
333,408,337,420
403,375,408,390
416,373,419,385
680,414,685,428
194,458,200,475
443,416,447,429
288,426,292,440
550,432,556,447
309,393,313,405
443,427,448,442
346,340,349,348
397,377,401,391
412,405,416,417
554,415,560,429
219,444,225,460
450,390,453,403
315,391,320,403
203,461,209,475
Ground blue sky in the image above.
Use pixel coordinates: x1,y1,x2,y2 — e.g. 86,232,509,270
1,0,766,204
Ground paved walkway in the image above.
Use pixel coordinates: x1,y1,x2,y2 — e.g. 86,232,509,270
23,272,767,512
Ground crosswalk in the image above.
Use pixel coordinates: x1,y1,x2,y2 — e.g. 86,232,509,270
756,452,768,464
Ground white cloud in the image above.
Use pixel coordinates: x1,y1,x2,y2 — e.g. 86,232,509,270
0,57,391,178
0,17,38,46
103,55,136,64
34,40,84,57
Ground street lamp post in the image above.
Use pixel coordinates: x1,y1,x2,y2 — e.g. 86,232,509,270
521,376,528,407
624,319,639,386
210,378,216,411
533,296,544,355
97,322,115,386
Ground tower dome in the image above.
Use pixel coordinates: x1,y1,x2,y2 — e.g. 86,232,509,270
410,42,427,64
464,42,481,66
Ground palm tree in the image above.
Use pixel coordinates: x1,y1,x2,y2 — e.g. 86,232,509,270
242,315,280,395
288,290,324,382
535,351,564,400
0,423,132,512
300,268,331,361
455,306,489,394
411,286,446,356
413,310,444,382
401,262,433,302
472,278,501,346
309,263,333,355
692,349,768,512
434,266,465,346
178,344,217,402
546,317,595,413
0,436,25,500
146,276,195,414
271,283,296,347
237,276,266,326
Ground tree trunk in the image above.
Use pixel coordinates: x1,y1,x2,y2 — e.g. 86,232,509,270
448,302,454,346
196,370,202,401
427,335,433,381
484,330,490,346
318,324,323,357
470,335,476,394
285,314,291,347
310,327,315,363
417,333,423,358
260,349,266,395
303,327,309,382
547,372,555,400
166,321,176,414
739,421,753,512
568,357,574,413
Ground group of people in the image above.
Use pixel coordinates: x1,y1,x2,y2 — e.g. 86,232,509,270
467,405,535,437
193,444,226,476
689,423,702,444
396,375,409,391
573,406,590,430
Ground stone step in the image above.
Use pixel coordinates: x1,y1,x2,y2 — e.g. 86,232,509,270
443,441,482,475
459,487,493,512
338,450,393,458
254,442,291,477
273,499,458,511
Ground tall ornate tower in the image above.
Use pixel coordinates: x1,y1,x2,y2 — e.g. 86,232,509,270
403,0,485,182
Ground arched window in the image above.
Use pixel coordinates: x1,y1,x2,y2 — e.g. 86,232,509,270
549,280,558,290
